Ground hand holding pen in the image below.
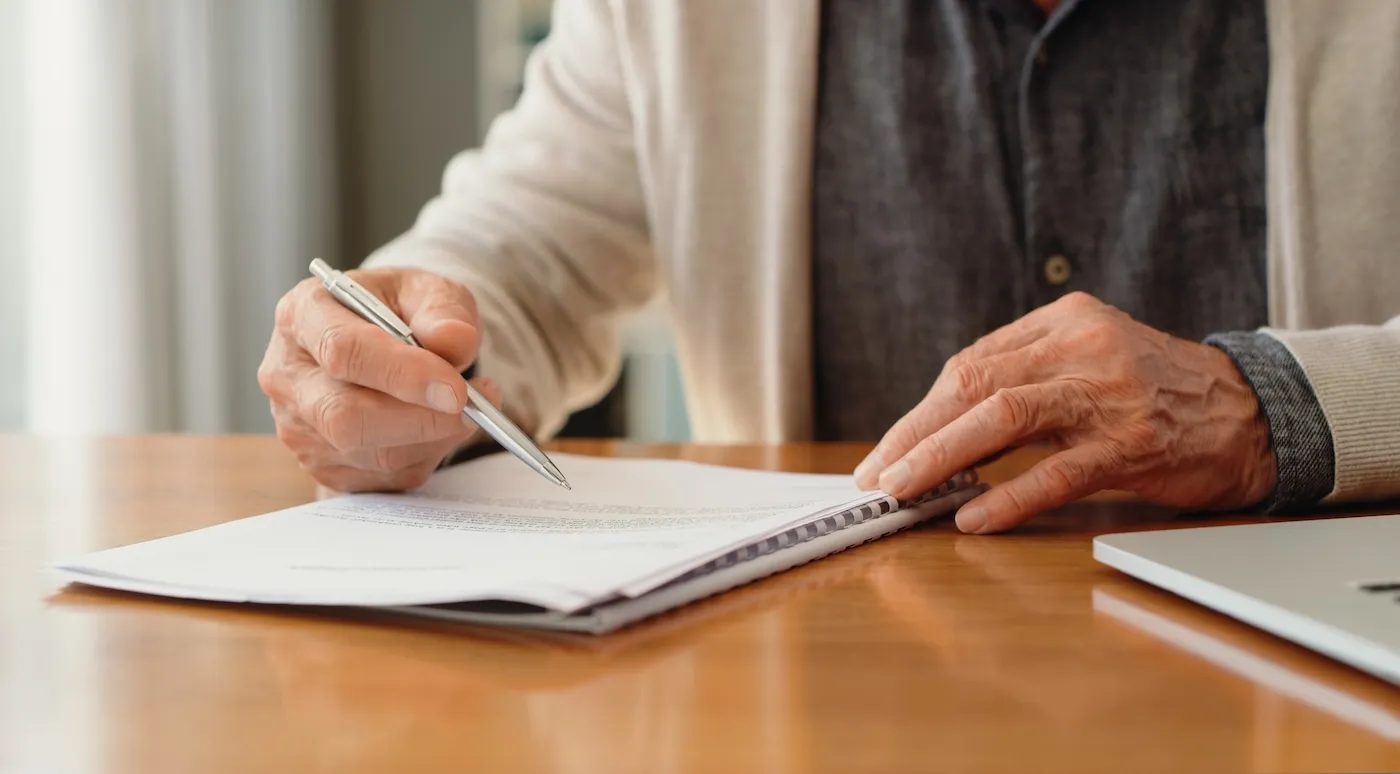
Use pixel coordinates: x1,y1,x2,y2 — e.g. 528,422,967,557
257,261,567,493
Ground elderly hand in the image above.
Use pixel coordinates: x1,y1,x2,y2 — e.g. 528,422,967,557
854,292,1276,534
258,267,501,493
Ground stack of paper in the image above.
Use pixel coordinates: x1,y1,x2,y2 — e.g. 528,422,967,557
55,453,982,633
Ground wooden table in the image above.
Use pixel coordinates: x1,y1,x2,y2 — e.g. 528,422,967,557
2,436,1398,773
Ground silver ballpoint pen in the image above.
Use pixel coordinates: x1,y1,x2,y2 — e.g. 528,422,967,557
309,258,570,489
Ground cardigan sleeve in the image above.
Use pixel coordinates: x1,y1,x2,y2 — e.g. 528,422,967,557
1253,317,1400,504
363,0,655,440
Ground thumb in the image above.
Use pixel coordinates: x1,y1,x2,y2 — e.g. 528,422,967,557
393,270,481,372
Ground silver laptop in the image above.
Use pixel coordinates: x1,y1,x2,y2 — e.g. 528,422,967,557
1094,515,1400,687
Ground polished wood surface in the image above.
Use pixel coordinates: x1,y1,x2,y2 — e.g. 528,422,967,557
3,435,1398,773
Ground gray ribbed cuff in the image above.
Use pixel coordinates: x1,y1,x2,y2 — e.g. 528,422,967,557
1205,331,1335,513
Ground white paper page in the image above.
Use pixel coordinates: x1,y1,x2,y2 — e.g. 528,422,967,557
411,453,886,596
56,453,872,612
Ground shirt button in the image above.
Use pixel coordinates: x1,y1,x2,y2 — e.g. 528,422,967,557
1043,254,1072,285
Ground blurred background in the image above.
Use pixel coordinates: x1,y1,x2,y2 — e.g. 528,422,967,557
0,0,690,441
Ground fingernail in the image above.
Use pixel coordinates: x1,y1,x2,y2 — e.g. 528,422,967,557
956,506,988,534
426,382,459,414
853,451,884,488
877,460,910,493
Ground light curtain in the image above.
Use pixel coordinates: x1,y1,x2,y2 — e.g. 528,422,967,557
20,0,337,433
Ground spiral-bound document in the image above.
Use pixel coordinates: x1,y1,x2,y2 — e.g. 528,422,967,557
54,453,983,634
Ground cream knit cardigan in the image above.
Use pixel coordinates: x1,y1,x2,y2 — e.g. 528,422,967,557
367,0,1400,504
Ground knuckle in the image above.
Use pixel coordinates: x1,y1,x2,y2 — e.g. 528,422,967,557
257,361,292,405
1092,318,1128,347
313,391,364,450
256,360,279,398
940,355,963,383
1025,339,1062,368
273,288,301,330
987,387,1034,431
1099,439,1131,471
1065,318,1124,355
939,352,967,381
1059,291,1102,312
949,362,990,404
880,423,917,457
317,325,362,380
906,435,949,475
999,483,1037,519
257,339,293,401
1041,457,1090,498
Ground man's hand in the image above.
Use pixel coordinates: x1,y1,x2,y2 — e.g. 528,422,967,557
258,267,502,493
854,292,1276,534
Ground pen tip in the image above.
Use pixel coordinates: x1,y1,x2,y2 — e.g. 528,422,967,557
560,480,572,491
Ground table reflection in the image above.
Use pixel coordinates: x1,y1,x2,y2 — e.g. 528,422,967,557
252,595,826,771
1092,584,1400,772
850,530,1250,772
229,547,892,773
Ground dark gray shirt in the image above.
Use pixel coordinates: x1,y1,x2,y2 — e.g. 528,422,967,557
811,0,1334,509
